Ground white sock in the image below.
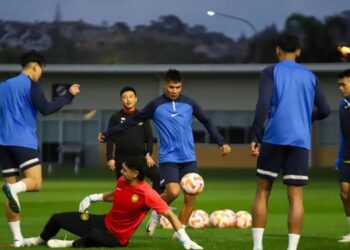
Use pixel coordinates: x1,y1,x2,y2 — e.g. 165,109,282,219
252,228,264,250
9,221,23,241
287,234,300,250
10,181,27,194
151,210,160,221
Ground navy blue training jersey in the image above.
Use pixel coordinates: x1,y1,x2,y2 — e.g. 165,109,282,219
251,60,330,149
107,94,224,163
336,97,350,165
0,74,74,149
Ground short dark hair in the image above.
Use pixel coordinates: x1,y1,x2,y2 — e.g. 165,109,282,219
123,157,146,181
120,86,137,97
164,69,182,83
20,50,46,68
338,69,350,79
277,33,300,53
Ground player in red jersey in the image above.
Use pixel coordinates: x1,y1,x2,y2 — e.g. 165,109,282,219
21,157,203,249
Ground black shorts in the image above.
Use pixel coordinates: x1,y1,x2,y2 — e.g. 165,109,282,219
339,162,350,183
257,143,309,186
159,161,198,186
0,146,41,177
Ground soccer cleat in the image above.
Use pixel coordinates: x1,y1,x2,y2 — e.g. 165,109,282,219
22,237,45,246
146,210,159,236
47,239,74,248
2,183,20,213
13,239,23,248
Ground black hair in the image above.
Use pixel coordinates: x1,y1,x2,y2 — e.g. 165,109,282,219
277,33,300,53
338,69,350,79
120,86,137,97
20,50,46,68
123,157,146,181
164,69,182,83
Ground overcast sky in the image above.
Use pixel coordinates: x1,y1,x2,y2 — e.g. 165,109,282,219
0,0,349,38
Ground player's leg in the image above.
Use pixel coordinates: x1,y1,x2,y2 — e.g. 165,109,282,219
115,157,125,179
252,143,283,250
177,162,198,225
144,164,162,194
283,146,309,250
4,175,24,247
338,163,350,241
146,163,180,236
72,227,119,248
1,146,25,247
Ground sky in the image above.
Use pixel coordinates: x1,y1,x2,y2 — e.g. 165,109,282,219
0,0,349,39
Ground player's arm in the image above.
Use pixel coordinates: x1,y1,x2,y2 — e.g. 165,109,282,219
30,82,80,115
144,120,156,167
312,79,330,122
192,101,231,156
106,113,119,171
78,191,114,213
162,209,203,249
99,101,155,142
251,66,274,144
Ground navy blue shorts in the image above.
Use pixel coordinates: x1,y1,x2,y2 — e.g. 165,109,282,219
0,146,41,177
257,143,309,186
159,161,198,187
339,163,350,183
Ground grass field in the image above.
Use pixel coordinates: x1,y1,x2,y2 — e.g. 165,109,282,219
0,166,348,249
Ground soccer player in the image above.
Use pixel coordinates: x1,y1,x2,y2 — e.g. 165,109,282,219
250,34,330,250
106,86,160,193
335,69,350,243
0,50,80,247
21,157,203,249
98,69,231,236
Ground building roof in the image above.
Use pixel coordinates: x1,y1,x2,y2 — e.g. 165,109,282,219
0,63,350,74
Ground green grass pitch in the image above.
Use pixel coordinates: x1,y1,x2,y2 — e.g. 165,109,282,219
0,166,348,249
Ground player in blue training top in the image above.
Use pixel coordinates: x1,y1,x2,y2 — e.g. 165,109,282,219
0,50,80,247
98,69,231,237
250,34,330,250
335,69,350,243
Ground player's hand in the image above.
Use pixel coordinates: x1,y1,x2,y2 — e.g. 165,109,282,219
182,240,203,250
69,84,80,96
79,194,103,213
219,144,231,156
145,154,156,167
107,159,116,171
98,132,106,142
250,142,260,157
79,196,91,213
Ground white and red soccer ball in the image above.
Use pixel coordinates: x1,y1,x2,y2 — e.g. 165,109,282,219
180,173,204,195
209,210,232,228
188,209,210,229
235,210,252,228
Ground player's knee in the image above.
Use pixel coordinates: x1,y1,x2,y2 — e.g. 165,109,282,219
340,190,348,201
167,188,180,199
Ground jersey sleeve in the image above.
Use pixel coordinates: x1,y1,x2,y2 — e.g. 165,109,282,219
311,78,330,122
30,81,74,115
105,100,155,137
251,66,274,143
106,112,120,160
191,99,225,146
144,188,169,215
143,120,154,156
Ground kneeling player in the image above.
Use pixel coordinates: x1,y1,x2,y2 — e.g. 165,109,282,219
22,157,203,249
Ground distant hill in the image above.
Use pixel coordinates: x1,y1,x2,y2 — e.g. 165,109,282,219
0,11,349,64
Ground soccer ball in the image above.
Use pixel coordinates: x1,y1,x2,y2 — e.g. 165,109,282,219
209,210,231,228
180,173,204,195
235,210,252,228
188,209,210,229
222,209,236,227
159,215,173,229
